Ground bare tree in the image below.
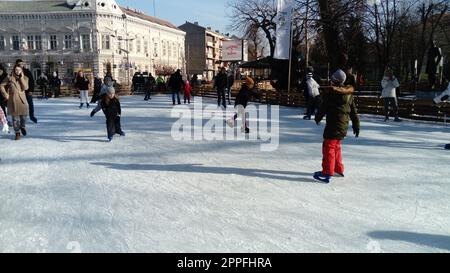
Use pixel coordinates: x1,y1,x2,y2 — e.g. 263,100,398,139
228,0,277,57
245,23,267,61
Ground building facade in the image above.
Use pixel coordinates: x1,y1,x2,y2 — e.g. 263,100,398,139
0,0,186,85
179,21,231,81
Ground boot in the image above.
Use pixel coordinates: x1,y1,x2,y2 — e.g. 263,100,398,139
20,127,27,137
79,103,84,109
87,103,90,109
15,132,21,141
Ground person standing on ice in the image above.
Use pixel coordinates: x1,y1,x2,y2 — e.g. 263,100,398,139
214,67,228,109
16,59,37,124
303,69,321,120
91,73,103,104
226,76,260,134
75,71,90,109
183,80,192,104
90,86,125,142
313,69,360,184
0,65,9,122
0,64,30,141
381,68,401,122
168,69,184,105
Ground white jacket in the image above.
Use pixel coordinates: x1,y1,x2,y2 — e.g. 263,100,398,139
306,78,320,98
381,77,400,98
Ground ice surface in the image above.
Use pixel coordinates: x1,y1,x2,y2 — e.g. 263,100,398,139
0,95,449,253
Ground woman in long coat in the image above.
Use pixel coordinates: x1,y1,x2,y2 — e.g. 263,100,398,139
0,64,29,140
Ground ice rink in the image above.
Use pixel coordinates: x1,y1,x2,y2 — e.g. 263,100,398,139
0,95,449,253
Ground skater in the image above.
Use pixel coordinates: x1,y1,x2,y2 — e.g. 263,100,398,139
183,80,191,104
75,71,90,109
0,64,30,141
0,105,8,133
49,72,61,98
226,76,259,134
303,70,321,120
37,73,49,99
226,72,235,105
381,68,401,122
90,86,125,142
168,69,184,105
144,73,156,101
16,59,37,123
214,67,227,108
313,69,360,184
91,73,103,104
0,65,8,119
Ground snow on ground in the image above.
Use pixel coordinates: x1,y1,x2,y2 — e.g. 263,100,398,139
0,95,449,253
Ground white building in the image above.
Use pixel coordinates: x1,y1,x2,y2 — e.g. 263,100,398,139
0,0,186,85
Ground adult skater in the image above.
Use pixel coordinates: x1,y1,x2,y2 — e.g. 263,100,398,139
49,72,61,98
91,73,103,104
381,68,401,122
90,86,125,142
168,69,184,105
214,67,228,108
0,64,30,141
144,73,156,101
226,76,260,134
303,70,321,120
313,69,360,184
75,71,90,109
37,73,49,99
16,59,37,123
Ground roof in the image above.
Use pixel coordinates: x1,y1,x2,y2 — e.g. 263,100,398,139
0,0,74,13
120,7,180,31
240,57,273,69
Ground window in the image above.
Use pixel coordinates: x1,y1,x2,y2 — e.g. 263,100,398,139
64,35,73,49
144,40,148,54
117,36,122,52
154,42,158,57
12,35,20,50
27,35,35,50
102,34,110,50
0,35,5,51
173,43,177,58
50,35,58,50
136,39,141,54
82,34,91,51
168,43,171,57
35,35,42,50
162,42,166,56
128,39,133,53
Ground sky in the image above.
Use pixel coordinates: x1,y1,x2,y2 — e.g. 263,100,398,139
117,0,233,34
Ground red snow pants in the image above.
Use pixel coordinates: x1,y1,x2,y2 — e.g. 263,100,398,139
322,139,344,176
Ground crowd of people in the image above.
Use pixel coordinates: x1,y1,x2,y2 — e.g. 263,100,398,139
0,58,449,182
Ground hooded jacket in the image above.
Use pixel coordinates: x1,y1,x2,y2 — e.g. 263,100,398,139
315,85,360,140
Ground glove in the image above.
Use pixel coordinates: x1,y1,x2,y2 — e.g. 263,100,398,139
90,110,95,118
353,127,360,138
2,123,9,133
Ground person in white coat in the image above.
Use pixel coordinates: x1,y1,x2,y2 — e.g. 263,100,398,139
303,72,321,120
381,68,401,122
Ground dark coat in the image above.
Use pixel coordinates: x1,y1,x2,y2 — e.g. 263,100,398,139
168,72,184,91
235,84,259,108
23,68,34,93
214,72,227,90
75,76,90,90
315,85,360,140
101,96,121,119
145,75,156,90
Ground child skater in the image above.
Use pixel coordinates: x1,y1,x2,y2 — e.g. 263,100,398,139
184,80,192,104
313,69,360,183
226,76,259,134
90,87,125,142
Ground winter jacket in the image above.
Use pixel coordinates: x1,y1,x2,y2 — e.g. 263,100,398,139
100,96,121,119
235,83,259,108
214,72,227,90
315,85,360,140
75,76,90,91
381,76,400,98
0,106,6,125
168,72,184,91
306,77,320,98
0,75,30,116
93,78,102,93
184,82,192,95
23,68,34,93
50,76,61,88
146,76,156,90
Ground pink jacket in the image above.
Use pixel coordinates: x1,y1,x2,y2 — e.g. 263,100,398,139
0,107,6,125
